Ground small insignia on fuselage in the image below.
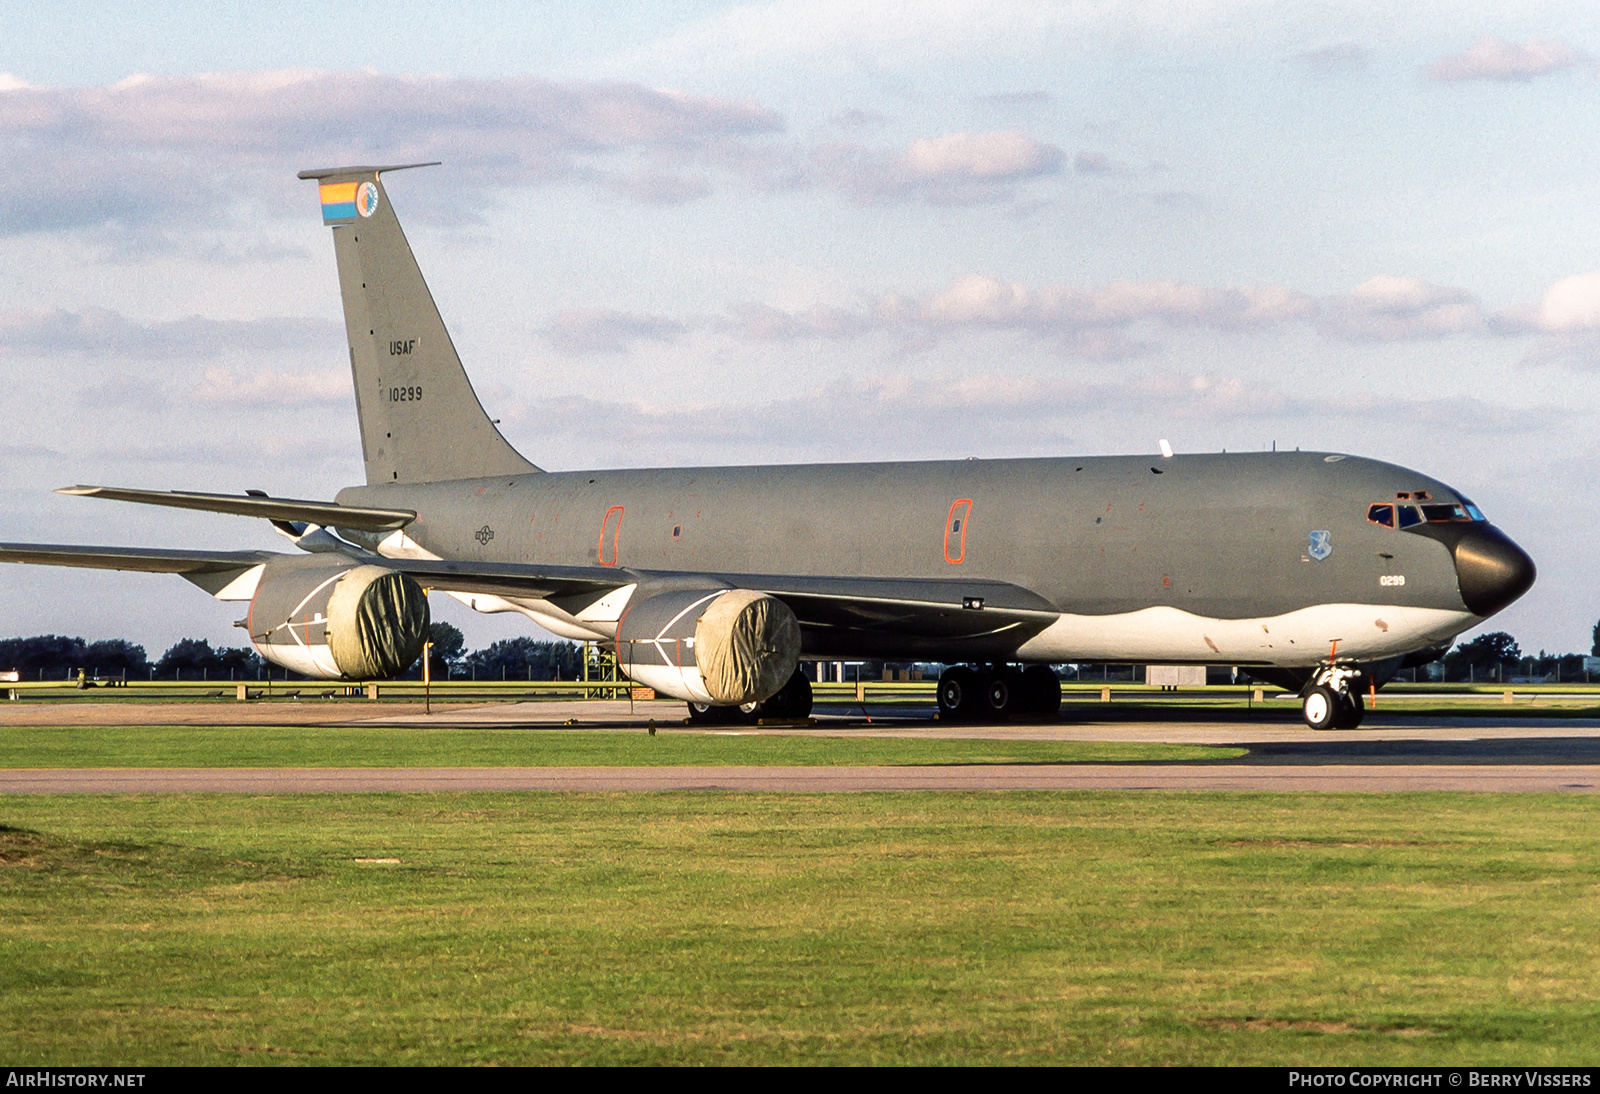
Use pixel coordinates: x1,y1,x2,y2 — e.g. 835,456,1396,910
474,525,495,546
1308,530,1332,561
356,182,380,218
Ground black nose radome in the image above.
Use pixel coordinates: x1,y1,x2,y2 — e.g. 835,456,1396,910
1453,524,1536,617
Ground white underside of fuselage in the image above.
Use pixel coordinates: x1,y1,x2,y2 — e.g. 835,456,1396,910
1015,602,1477,666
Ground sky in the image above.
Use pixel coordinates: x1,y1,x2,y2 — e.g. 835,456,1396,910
1,0,1598,660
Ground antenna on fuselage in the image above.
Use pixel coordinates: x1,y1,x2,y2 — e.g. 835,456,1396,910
1158,439,1173,459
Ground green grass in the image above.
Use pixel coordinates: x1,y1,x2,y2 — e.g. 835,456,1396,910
0,725,1237,768
4,792,1600,1064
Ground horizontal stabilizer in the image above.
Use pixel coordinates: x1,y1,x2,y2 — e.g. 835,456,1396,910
58,486,417,531
296,163,440,181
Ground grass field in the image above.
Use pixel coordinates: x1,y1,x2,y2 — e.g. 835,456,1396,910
4,791,1600,1065
0,725,1240,769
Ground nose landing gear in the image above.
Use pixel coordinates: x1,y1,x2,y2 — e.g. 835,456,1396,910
1301,661,1365,730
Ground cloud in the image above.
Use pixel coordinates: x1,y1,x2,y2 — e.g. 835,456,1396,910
543,308,686,355
551,272,1542,365
702,275,1317,359
1426,36,1588,82
815,130,1063,205
1534,272,1600,331
192,365,349,405
718,302,879,342
503,366,1555,468
830,108,888,130
975,90,1052,107
923,275,1316,343
1073,151,1122,176
0,70,784,234
1294,42,1370,72
1317,276,1484,341
1508,272,1600,368
903,131,1062,181
0,71,1077,228
0,307,340,359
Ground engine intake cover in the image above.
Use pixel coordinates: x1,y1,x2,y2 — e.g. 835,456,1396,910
326,564,431,679
249,555,429,680
617,588,800,705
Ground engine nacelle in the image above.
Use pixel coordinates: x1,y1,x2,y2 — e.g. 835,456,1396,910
616,588,800,705
247,555,430,680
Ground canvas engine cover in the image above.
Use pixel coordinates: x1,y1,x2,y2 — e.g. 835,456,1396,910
616,588,800,705
248,555,430,680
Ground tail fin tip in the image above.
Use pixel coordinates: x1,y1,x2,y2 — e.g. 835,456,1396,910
297,162,441,181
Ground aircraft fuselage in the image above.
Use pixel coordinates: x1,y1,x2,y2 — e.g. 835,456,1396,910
337,449,1519,669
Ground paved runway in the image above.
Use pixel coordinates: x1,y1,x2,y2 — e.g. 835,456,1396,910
8,699,1600,793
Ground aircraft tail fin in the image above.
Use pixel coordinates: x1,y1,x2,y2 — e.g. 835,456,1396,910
299,164,538,485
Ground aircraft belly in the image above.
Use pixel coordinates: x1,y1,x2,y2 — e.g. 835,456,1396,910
1015,604,1477,666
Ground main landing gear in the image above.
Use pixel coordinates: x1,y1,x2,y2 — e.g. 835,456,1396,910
1301,661,1365,730
937,664,1061,722
685,669,814,725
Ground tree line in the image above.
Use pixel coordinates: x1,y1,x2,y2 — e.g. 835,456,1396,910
0,623,585,682
3,623,1596,684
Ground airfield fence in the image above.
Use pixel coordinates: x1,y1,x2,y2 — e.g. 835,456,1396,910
9,677,1600,713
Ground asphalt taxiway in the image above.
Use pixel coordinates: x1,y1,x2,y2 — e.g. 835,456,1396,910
4,698,1600,793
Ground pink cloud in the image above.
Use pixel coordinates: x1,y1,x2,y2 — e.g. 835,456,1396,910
1426,36,1588,82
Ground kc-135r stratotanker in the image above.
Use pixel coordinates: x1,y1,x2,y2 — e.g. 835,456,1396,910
0,164,1536,729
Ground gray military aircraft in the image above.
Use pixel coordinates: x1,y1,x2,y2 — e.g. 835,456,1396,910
0,164,1536,729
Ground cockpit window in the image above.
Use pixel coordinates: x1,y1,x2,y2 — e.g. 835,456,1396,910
1370,497,1485,527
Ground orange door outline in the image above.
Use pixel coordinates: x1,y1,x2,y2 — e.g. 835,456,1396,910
598,505,624,566
944,498,973,564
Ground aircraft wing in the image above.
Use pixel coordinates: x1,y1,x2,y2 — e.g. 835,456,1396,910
0,542,276,574
57,485,417,531
0,542,626,602
370,560,1059,656
725,572,1060,657
0,542,1059,656
0,542,279,597
370,558,634,601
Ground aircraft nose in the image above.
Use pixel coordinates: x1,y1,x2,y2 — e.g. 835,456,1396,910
1452,523,1536,617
